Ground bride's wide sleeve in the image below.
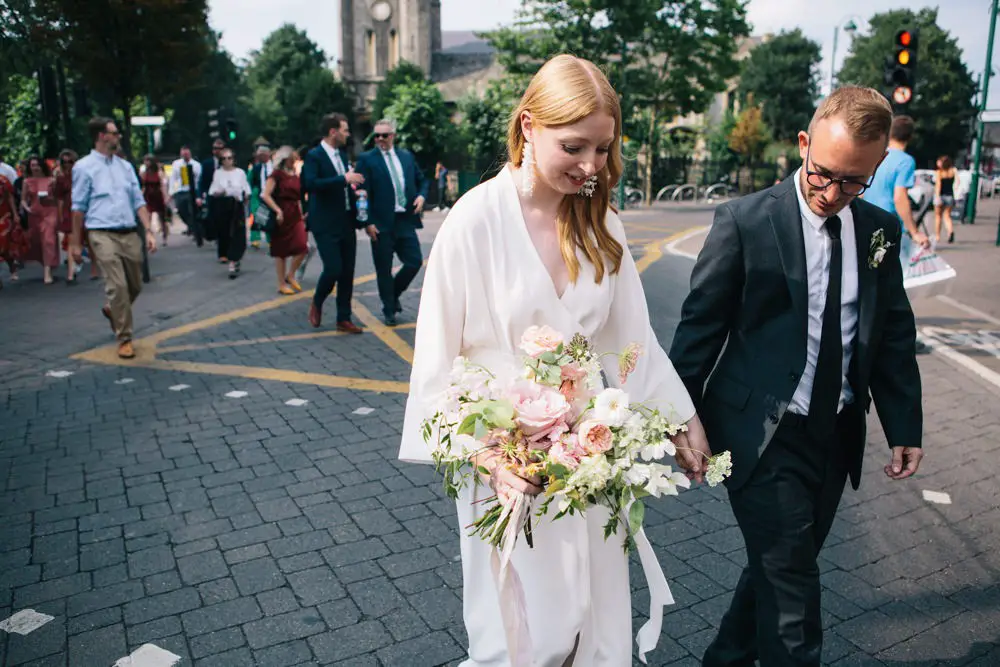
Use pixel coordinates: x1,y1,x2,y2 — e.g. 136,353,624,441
597,213,696,424
398,214,469,464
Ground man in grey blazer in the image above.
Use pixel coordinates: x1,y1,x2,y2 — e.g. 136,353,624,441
670,87,924,667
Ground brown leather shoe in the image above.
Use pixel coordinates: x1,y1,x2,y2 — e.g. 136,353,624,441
101,305,114,333
336,320,363,334
309,303,322,328
118,341,136,359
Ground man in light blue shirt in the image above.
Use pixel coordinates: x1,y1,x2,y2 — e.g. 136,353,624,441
70,116,156,359
862,115,930,250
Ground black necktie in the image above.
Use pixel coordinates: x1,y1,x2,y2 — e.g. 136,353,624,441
808,215,843,438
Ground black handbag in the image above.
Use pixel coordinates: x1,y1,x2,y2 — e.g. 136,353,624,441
253,204,277,234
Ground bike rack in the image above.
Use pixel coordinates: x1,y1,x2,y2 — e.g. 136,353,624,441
671,184,697,201
655,185,679,202
704,183,730,201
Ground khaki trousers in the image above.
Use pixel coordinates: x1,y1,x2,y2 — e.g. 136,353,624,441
88,230,143,342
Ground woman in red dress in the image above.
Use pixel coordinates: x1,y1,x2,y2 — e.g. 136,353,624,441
142,154,170,246
0,174,29,289
260,146,308,294
53,149,84,283
21,155,60,284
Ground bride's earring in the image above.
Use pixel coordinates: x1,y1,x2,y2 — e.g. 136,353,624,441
578,174,598,197
520,141,535,197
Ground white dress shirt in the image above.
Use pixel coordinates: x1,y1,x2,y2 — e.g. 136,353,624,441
208,167,250,199
381,149,406,213
169,159,201,195
321,141,351,211
788,168,859,415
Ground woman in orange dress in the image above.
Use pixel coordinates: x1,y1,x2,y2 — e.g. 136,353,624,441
259,146,308,294
21,156,60,284
142,154,170,246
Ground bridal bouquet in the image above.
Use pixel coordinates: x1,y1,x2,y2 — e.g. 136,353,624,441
422,326,733,553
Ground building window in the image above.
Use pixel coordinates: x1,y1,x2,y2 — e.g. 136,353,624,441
389,29,399,69
366,30,376,77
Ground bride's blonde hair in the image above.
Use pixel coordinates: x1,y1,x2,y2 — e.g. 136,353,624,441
508,54,624,284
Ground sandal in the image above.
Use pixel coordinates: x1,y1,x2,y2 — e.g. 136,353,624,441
278,286,296,295
286,277,303,293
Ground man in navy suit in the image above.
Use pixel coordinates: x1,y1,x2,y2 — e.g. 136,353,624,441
301,113,366,332
200,138,226,255
355,119,428,326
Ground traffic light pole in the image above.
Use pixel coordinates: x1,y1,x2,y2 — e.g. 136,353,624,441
966,0,998,235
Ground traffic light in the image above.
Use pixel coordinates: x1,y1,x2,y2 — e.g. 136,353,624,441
225,117,238,142
884,29,918,110
207,108,220,140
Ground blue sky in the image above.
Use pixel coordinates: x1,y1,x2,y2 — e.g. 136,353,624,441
208,0,998,109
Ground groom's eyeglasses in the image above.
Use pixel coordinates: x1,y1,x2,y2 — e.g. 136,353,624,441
804,144,874,196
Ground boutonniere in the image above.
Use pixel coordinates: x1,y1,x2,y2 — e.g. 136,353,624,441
868,228,893,268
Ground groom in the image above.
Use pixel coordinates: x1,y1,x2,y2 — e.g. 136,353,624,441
669,86,924,667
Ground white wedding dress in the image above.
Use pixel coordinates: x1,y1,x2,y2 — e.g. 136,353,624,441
399,165,696,666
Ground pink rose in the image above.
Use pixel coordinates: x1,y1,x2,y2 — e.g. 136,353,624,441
508,380,571,439
577,420,614,455
528,418,568,451
519,325,564,358
549,434,584,470
559,362,588,400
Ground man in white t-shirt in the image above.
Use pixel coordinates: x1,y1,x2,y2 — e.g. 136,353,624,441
169,146,203,246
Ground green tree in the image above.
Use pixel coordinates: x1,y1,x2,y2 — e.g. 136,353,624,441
384,80,455,171
0,74,45,160
32,0,212,157
837,8,977,167
737,29,822,143
729,99,770,164
243,25,353,149
484,0,750,204
459,77,521,172
372,61,428,121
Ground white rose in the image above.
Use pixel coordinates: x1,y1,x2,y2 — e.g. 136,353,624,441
519,325,565,358
592,388,630,426
873,247,887,265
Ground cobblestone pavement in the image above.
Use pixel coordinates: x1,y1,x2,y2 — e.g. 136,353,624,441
1,206,998,666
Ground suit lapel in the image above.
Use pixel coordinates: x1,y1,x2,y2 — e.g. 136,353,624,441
850,200,879,357
768,179,809,337
316,146,336,174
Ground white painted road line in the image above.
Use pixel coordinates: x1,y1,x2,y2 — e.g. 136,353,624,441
917,332,1000,391
664,226,710,261
45,370,74,378
937,295,1000,327
285,398,309,407
0,609,55,635
114,378,135,385
113,643,182,667
168,384,190,391
224,390,249,398
922,490,952,505
353,407,375,415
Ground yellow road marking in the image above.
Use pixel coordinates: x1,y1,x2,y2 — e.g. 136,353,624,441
72,228,692,392
156,323,415,355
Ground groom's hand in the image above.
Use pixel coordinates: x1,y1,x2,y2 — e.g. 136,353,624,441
672,414,712,484
885,446,923,480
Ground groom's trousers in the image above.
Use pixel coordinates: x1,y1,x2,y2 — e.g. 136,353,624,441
703,405,858,667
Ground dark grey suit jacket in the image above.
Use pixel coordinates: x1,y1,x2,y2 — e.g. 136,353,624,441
669,176,923,490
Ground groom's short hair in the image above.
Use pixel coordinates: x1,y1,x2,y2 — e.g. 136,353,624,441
809,86,892,144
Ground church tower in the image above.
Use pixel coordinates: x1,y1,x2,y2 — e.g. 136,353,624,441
340,0,442,116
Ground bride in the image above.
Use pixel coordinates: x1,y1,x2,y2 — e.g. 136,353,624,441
399,54,709,666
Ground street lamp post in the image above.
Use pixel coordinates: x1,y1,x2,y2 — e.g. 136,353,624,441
619,37,627,211
829,19,859,93
967,0,999,240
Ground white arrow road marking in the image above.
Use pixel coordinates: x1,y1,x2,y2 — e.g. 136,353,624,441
0,609,55,635
113,643,182,667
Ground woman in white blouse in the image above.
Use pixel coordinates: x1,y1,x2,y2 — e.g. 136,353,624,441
208,148,251,278
401,55,708,666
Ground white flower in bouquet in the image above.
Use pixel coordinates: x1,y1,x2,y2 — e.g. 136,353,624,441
568,454,613,494
592,388,630,426
643,463,691,498
448,357,495,401
639,438,677,462
622,463,653,487
705,450,733,487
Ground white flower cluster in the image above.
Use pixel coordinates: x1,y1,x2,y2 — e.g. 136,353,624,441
705,450,733,487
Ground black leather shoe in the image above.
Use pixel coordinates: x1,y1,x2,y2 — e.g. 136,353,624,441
384,314,398,327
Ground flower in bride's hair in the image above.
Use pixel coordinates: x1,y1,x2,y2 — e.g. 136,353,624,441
519,325,564,358
618,343,643,384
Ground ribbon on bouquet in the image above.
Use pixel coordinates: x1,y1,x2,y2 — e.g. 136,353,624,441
490,492,533,667
632,525,674,664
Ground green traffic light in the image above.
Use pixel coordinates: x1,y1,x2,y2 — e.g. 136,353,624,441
228,131,236,140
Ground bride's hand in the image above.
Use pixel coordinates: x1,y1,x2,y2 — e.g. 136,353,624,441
671,413,712,484
473,449,543,496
